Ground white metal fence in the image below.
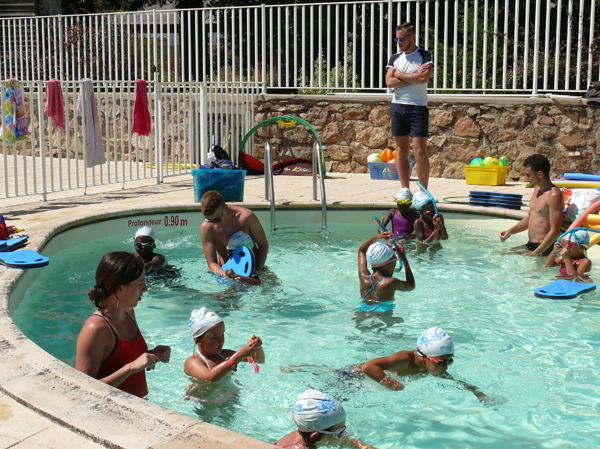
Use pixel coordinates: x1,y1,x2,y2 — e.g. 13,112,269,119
0,0,598,94
0,80,259,200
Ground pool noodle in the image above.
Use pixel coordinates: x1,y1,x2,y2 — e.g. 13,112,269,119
582,214,600,225
566,199,600,249
416,181,438,214
526,180,600,188
564,173,600,182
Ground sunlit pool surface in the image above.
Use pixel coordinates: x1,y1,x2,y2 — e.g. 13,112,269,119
12,217,600,449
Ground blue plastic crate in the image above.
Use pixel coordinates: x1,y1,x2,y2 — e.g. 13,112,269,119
368,162,399,181
192,168,246,203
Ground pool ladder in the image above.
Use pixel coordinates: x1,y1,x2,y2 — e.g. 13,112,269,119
263,140,327,233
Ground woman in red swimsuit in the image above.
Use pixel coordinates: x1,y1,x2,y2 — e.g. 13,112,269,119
76,251,171,398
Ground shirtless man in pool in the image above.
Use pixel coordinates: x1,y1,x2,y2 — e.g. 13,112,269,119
499,154,564,257
200,191,269,275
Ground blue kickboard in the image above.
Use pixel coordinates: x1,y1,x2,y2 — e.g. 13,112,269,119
0,236,28,252
222,246,255,277
534,280,596,299
0,249,49,268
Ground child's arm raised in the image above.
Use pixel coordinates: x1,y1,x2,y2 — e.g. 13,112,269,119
434,214,448,240
545,242,561,268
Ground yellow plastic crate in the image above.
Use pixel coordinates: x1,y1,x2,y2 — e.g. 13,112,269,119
465,165,508,186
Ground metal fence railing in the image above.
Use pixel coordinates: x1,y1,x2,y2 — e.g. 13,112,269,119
0,80,259,200
0,1,598,95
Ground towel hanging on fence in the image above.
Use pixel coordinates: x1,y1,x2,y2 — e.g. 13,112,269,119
76,79,105,168
1,79,30,144
131,79,152,136
44,78,65,130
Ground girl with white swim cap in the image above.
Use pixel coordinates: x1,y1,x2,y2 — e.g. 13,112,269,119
381,188,420,237
545,230,592,277
274,389,376,449
413,191,448,246
357,328,489,403
358,232,415,305
184,307,264,382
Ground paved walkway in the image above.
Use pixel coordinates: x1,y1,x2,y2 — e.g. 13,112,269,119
0,172,531,448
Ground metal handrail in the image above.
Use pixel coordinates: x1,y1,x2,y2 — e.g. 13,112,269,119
263,140,328,233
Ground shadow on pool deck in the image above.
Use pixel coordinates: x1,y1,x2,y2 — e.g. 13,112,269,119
0,173,530,448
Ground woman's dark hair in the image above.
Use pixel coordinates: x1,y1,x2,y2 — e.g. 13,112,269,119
88,251,144,307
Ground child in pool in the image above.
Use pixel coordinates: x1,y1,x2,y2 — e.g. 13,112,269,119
413,191,448,244
382,188,420,237
274,389,377,449
349,328,489,403
184,307,264,382
358,232,415,305
223,231,261,285
545,230,592,277
134,227,166,274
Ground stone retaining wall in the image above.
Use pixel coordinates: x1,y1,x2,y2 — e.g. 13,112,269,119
252,94,599,181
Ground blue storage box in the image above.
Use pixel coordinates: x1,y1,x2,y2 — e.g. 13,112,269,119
367,162,399,180
192,168,246,203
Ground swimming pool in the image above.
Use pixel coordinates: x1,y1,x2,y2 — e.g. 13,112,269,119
11,211,600,448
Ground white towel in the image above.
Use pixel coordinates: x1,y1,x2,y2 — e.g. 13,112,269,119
75,79,105,168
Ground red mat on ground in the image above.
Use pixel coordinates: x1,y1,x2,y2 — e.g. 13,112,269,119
238,151,313,176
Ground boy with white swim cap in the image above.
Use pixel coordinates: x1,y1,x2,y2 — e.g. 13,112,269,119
223,231,261,285
357,328,489,403
358,232,415,306
381,188,420,237
413,191,448,245
274,389,376,448
184,307,264,383
134,227,166,274
545,230,592,277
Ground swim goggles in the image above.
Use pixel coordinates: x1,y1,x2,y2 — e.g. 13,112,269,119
395,198,412,205
319,426,347,439
135,241,155,249
417,349,453,367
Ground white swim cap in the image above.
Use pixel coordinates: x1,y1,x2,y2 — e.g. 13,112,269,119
366,243,397,268
135,226,156,241
417,327,454,357
292,390,346,433
413,191,433,211
227,231,254,251
561,230,590,248
394,188,413,202
190,307,223,338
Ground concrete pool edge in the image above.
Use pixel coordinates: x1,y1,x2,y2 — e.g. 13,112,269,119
0,202,526,448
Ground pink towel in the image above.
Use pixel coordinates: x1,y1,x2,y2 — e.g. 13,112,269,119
131,79,152,136
44,79,65,130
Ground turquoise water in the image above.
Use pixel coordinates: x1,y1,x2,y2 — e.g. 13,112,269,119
12,218,600,448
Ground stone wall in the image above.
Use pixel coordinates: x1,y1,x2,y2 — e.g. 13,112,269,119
252,94,599,181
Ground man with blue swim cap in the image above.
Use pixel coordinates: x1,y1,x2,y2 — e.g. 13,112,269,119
356,328,490,403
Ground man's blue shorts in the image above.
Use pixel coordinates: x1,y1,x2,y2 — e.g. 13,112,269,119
391,103,429,138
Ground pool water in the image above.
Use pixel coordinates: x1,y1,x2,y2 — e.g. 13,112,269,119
12,217,600,449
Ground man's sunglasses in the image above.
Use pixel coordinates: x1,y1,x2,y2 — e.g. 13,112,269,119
395,34,414,43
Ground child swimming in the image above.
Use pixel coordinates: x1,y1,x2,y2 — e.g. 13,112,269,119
413,191,448,244
274,389,377,449
350,328,489,403
223,231,261,285
134,227,166,274
184,307,264,382
545,230,592,277
358,232,415,305
381,188,420,237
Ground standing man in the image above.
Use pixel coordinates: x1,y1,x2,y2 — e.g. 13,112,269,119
200,191,269,274
386,23,434,193
499,154,564,257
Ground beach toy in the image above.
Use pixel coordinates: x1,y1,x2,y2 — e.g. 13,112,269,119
483,157,499,167
564,173,600,182
247,335,260,374
367,153,381,163
0,236,28,252
470,158,485,166
373,216,403,272
416,181,438,214
380,148,394,162
0,249,49,269
534,280,596,299
499,156,510,166
222,246,256,277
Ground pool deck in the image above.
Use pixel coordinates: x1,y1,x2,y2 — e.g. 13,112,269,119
0,173,530,449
